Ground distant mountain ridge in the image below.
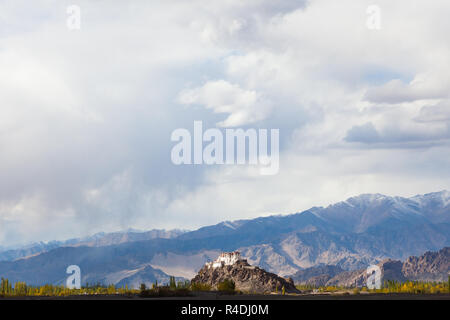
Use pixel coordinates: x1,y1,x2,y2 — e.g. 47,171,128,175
175,190,450,273
0,229,187,262
0,191,448,288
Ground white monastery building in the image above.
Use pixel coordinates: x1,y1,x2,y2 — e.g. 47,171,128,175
205,251,243,269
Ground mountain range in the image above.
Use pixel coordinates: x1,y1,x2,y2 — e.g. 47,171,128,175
0,229,186,262
0,191,449,288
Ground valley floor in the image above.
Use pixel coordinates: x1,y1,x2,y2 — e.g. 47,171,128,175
1,292,449,300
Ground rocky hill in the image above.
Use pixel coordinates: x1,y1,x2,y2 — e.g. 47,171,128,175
290,265,345,287
402,247,450,281
319,247,449,287
191,257,299,294
326,259,407,287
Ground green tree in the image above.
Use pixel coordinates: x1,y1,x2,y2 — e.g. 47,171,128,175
14,282,28,296
191,282,211,291
217,279,235,294
169,276,176,289
1,278,12,296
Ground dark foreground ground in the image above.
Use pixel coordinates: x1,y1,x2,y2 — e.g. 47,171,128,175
2,292,449,300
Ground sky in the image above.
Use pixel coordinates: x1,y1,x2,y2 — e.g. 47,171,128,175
1,0,450,246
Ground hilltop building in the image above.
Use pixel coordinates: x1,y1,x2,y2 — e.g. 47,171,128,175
205,251,243,269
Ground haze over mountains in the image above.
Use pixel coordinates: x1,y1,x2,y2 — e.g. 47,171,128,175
0,191,449,288
0,229,187,262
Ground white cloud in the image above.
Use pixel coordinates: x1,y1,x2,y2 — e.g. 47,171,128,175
365,74,450,104
1,0,450,245
415,100,450,123
179,80,272,127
